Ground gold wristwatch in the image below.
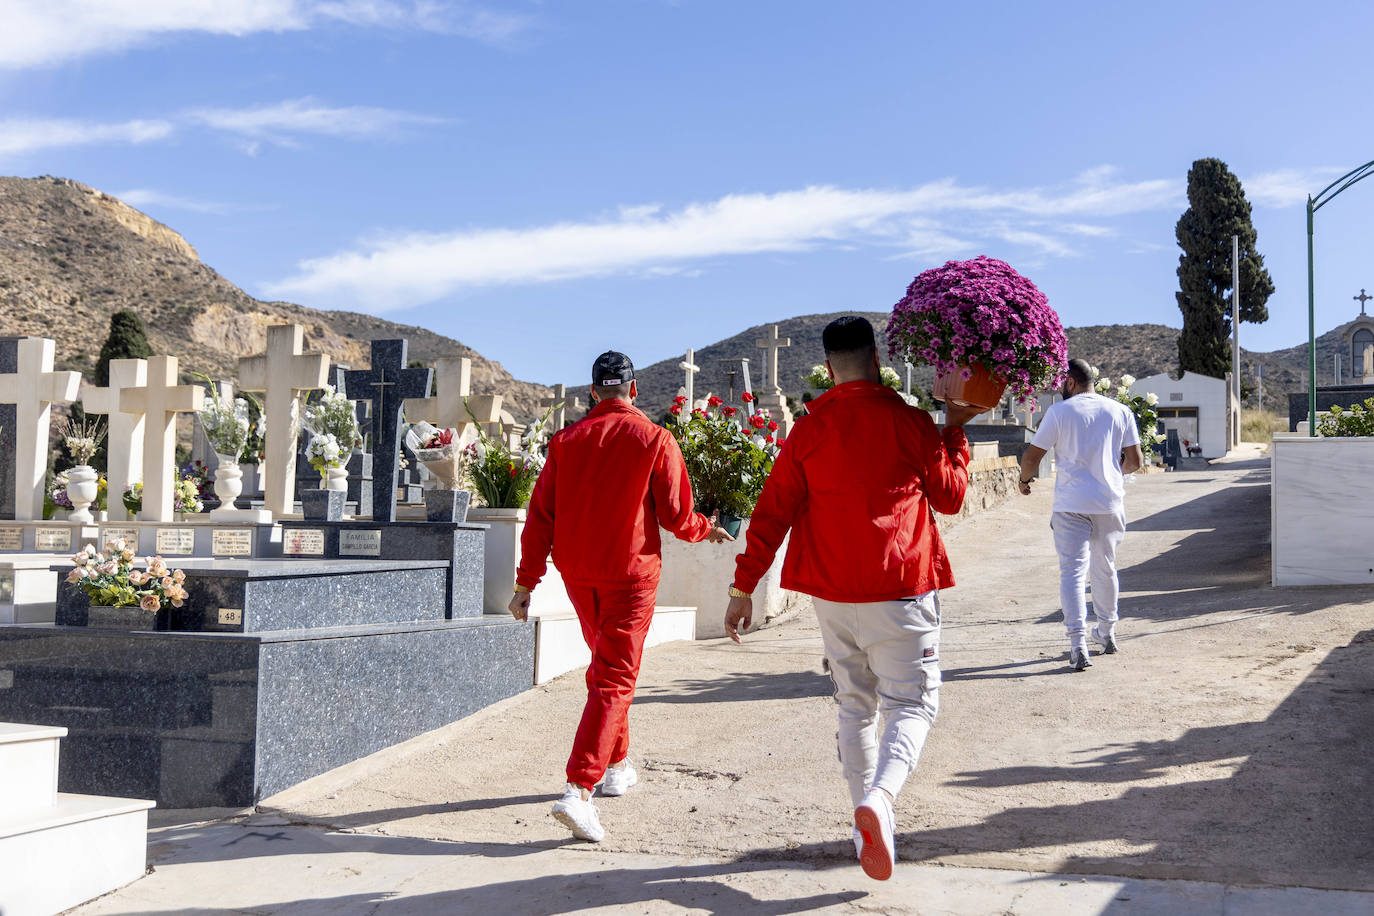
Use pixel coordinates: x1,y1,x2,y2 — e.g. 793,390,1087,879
728,585,751,599
514,584,531,594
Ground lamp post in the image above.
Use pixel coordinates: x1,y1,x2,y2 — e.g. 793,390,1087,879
1308,160,1374,435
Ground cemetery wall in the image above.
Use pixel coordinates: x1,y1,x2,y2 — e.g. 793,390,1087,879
943,454,1023,529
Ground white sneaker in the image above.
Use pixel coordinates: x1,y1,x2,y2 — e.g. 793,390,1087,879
600,758,638,797
1091,625,1119,655
854,789,896,881
551,784,605,842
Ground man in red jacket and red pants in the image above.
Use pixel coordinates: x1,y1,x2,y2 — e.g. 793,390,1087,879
725,317,979,881
510,350,732,842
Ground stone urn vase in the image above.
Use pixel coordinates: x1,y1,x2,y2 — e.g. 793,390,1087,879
325,465,349,493
66,465,100,524
213,454,244,508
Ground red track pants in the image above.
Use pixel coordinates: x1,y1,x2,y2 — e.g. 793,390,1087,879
564,581,657,791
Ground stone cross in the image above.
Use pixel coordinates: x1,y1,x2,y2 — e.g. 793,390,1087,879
0,338,80,521
541,384,568,431
755,325,790,392
679,350,701,407
238,325,330,519
738,358,757,417
81,358,149,522
403,357,473,435
121,356,204,522
464,394,505,436
343,339,432,523
1357,288,1372,315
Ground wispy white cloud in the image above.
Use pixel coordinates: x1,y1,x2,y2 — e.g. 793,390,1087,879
1242,167,1346,208
0,1,532,69
0,117,173,155
113,188,273,215
264,169,1194,310
186,98,447,149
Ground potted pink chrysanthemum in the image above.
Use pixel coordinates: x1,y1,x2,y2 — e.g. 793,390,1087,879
887,256,1068,409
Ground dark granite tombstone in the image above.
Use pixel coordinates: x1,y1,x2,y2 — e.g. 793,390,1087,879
1162,428,1181,470
0,337,19,519
342,341,431,523
345,448,373,511
1287,385,1374,431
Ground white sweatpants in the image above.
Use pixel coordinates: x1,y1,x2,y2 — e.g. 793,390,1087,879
814,592,941,809
1050,510,1126,648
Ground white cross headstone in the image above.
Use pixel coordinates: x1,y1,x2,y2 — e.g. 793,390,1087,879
238,325,330,518
81,358,148,522
121,356,204,522
465,394,504,437
541,384,568,432
755,326,791,393
0,338,80,521
403,357,472,433
679,349,701,408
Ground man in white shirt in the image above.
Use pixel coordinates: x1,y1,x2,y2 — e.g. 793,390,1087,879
1018,359,1144,671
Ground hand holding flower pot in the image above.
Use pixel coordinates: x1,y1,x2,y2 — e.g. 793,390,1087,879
888,256,1068,412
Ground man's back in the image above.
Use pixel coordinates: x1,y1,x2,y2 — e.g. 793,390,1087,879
734,380,969,603
518,398,709,589
1033,393,1137,515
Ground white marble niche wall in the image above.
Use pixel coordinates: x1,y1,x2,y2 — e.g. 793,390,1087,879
1272,435,1374,586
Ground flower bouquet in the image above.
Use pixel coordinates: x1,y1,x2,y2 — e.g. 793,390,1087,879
58,415,106,522
669,394,780,535
174,473,204,515
304,385,362,492
411,424,465,488
463,403,555,509
887,256,1068,409
65,540,189,629
123,481,143,515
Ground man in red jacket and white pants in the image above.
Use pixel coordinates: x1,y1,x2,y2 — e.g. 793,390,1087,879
725,317,979,881
511,351,732,843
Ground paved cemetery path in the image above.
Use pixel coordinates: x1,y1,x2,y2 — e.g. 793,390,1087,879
77,444,1374,913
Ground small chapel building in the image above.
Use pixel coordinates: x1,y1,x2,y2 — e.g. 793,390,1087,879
1129,371,1233,459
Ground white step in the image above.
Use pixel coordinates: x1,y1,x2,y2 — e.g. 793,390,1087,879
0,723,66,814
0,792,155,916
0,558,60,625
532,605,696,685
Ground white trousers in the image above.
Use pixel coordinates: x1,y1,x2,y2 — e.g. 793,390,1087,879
1050,510,1126,647
814,592,941,809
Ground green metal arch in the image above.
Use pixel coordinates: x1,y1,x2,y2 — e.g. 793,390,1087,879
1307,158,1374,433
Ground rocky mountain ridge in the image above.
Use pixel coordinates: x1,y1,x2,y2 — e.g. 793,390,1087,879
0,175,551,418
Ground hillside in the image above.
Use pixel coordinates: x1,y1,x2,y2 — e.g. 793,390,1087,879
616,313,1333,420
0,176,551,418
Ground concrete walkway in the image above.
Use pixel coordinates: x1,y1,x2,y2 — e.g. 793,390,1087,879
75,445,1374,913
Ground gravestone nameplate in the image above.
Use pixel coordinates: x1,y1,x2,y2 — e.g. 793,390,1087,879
283,528,325,556
155,528,196,555
211,529,254,557
101,526,140,552
339,529,382,557
0,528,21,552
35,528,71,552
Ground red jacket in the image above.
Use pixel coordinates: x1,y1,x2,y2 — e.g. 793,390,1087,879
517,398,713,589
733,380,969,602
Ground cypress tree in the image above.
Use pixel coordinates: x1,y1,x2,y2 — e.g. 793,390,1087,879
95,309,154,387
1175,158,1275,377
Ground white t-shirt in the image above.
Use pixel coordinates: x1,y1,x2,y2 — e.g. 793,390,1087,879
1031,392,1141,515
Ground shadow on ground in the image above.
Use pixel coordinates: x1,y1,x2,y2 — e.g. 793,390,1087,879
757,629,1374,891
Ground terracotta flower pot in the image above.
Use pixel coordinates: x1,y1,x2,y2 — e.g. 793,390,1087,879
933,364,1008,412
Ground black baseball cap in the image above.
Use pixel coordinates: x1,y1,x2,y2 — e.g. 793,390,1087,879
592,351,635,387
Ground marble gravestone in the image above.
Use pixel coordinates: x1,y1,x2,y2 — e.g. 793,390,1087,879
82,359,149,523
679,350,701,411
540,384,568,433
404,357,476,437
0,338,81,521
0,338,20,519
238,325,330,520
753,324,796,437
343,340,432,523
121,356,205,523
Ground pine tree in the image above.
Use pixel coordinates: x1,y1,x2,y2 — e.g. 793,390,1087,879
1175,158,1275,377
94,309,154,387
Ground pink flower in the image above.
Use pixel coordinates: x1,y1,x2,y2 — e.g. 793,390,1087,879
140,594,161,612
128,571,148,586
65,568,83,584
959,367,973,381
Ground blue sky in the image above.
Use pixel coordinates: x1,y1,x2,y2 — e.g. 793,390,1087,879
3,1,1372,385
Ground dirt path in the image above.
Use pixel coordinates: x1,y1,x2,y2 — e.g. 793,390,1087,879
266,447,1374,891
